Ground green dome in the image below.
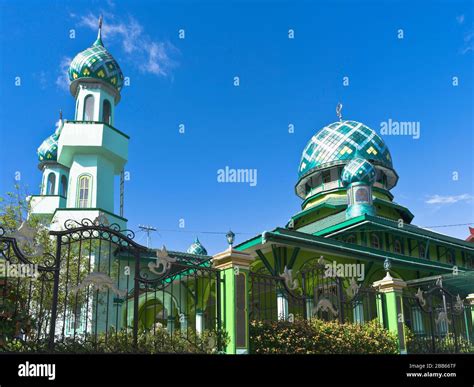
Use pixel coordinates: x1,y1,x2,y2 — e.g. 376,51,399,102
38,120,64,163
341,158,376,185
298,120,393,178
68,31,124,94
38,133,58,163
187,237,208,256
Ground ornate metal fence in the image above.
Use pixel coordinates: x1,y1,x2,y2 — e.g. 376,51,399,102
249,257,378,325
403,279,473,353
0,219,223,353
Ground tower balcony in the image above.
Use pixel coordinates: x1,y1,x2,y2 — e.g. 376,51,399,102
28,195,67,216
57,120,129,173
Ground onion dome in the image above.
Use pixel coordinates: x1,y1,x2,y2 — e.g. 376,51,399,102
38,133,58,163
68,17,124,99
37,117,64,164
299,121,392,178
296,120,398,198
341,158,376,186
187,237,208,255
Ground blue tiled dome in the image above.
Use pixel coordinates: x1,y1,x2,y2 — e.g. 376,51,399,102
187,237,208,256
341,158,376,186
298,121,392,179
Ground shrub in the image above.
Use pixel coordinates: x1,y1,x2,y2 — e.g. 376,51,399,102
1,327,228,354
250,319,398,354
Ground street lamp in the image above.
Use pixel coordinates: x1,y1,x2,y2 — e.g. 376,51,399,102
226,230,235,247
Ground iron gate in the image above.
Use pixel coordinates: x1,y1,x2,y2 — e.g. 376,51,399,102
249,256,379,325
403,278,473,353
0,218,223,353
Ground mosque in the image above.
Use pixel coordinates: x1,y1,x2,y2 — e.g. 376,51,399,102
27,19,474,352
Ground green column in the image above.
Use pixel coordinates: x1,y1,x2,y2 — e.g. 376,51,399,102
467,294,474,343
373,273,407,354
213,248,254,354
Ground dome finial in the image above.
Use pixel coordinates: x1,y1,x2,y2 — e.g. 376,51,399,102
336,102,343,122
94,15,104,46
59,109,62,120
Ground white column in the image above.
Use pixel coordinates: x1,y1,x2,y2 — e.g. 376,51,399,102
277,291,288,321
196,310,204,335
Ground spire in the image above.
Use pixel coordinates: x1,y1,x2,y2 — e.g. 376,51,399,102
59,109,63,120
94,15,104,46
336,102,343,121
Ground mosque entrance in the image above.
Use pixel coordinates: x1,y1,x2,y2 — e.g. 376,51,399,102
0,218,223,353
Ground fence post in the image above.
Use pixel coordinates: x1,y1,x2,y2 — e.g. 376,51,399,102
466,294,474,343
372,272,407,354
212,248,253,354
132,249,140,349
48,235,62,351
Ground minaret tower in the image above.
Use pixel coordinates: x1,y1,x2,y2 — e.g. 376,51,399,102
31,17,128,230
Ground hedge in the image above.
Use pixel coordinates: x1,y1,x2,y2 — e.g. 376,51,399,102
250,319,399,354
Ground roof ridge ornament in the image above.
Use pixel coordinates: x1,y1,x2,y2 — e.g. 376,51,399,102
336,102,343,122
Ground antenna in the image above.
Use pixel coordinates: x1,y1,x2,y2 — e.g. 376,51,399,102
336,102,343,121
138,225,157,248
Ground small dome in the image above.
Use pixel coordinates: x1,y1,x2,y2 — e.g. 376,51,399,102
298,120,392,179
68,27,124,96
341,157,376,186
37,119,63,163
38,133,58,162
187,237,208,255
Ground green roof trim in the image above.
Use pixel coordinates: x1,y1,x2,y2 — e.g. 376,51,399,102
291,196,347,223
265,228,470,273
296,211,348,234
318,214,474,251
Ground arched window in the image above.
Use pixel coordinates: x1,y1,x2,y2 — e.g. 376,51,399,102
60,175,68,197
77,175,91,208
346,235,356,244
102,99,111,125
394,240,402,254
83,95,95,121
47,172,56,195
370,234,380,249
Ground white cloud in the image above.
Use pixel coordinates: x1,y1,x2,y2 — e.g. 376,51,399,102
76,13,178,77
56,56,72,91
462,30,474,54
457,14,465,24
425,194,474,205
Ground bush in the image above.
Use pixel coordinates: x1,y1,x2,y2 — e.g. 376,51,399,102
1,327,228,354
404,326,474,354
250,319,398,354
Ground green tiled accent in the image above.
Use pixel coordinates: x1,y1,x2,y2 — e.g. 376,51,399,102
69,37,124,91
38,120,63,163
187,237,208,255
341,157,376,185
299,120,392,178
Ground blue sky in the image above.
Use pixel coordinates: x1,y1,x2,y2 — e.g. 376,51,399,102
0,0,473,254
